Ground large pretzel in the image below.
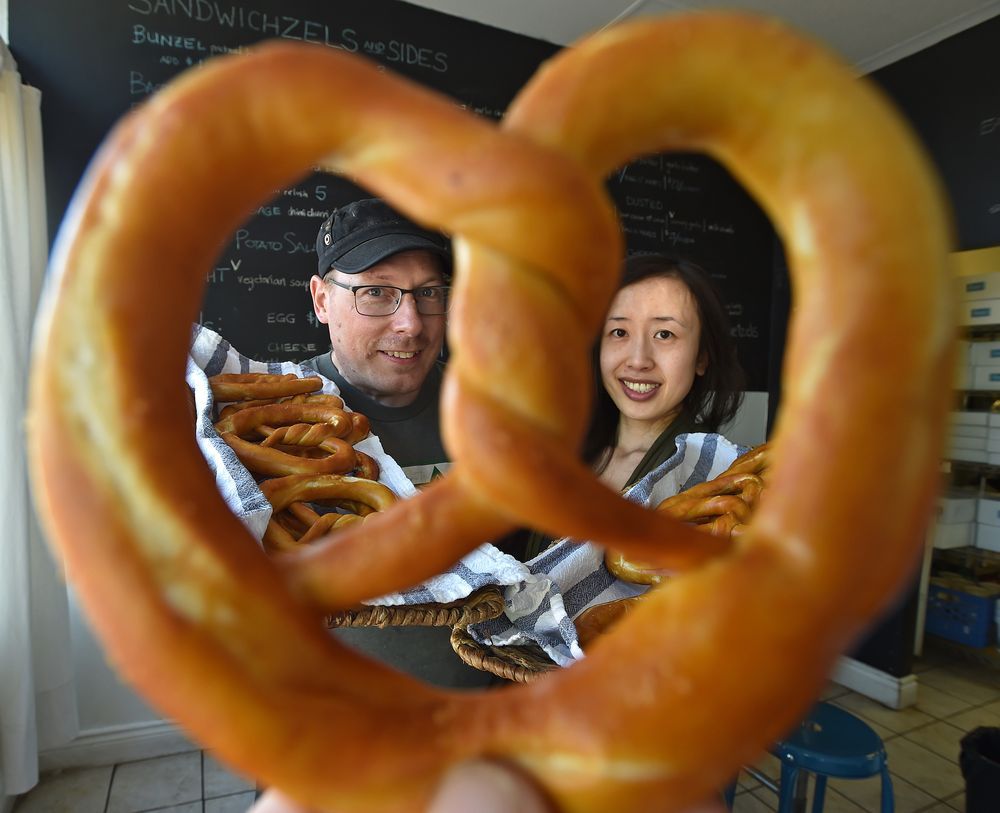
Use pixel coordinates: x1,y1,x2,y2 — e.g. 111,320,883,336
27,13,953,813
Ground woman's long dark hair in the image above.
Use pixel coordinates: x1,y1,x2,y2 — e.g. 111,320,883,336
582,252,746,466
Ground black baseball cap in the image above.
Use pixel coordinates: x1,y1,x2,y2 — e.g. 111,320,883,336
316,198,450,276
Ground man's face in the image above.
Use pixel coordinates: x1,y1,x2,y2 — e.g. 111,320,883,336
309,249,447,407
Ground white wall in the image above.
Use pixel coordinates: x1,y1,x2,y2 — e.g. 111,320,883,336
721,391,769,448
68,589,159,732
38,591,193,770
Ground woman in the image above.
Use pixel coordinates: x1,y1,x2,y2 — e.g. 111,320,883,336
520,253,745,561
582,252,745,492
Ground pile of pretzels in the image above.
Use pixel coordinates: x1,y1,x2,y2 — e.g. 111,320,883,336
28,11,954,813
207,372,397,554
581,444,771,649
607,443,771,587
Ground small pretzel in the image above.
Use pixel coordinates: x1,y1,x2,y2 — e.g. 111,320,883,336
288,393,346,407
260,473,399,514
209,372,323,402
345,412,372,445
265,511,363,554
574,596,643,649
217,398,281,419
286,501,321,526
219,432,357,478
258,422,350,453
353,451,380,482
297,512,364,547
261,474,398,553
214,402,363,477
724,442,771,478
214,403,353,439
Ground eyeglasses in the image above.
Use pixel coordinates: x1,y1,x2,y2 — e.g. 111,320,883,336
326,278,450,317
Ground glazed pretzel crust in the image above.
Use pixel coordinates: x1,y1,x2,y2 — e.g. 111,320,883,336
28,13,953,813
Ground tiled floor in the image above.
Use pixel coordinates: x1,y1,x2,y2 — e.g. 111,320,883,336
13,640,1000,812
731,640,1000,812
13,750,257,813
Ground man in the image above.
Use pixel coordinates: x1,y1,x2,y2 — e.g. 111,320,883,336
305,197,451,488
304,197,491,689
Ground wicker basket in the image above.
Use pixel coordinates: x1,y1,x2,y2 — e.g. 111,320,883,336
448,443,773,682
325,584,506,629
450,624,557,683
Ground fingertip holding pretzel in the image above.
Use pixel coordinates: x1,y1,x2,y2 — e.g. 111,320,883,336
28,12,953,813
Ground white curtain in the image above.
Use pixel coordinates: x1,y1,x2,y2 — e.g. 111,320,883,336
0,36,78,797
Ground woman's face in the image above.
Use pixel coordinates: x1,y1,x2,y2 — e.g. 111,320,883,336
599,274,707,430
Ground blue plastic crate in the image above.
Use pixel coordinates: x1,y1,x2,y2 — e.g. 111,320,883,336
925,583,998,647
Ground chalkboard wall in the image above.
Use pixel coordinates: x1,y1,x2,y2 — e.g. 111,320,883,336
11,0,776,387
871,14,1000,250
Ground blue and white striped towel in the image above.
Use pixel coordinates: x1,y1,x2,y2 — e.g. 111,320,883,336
469,432,748,666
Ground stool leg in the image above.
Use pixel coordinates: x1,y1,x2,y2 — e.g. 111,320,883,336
777,762,802,813
810,775,827,813
879,765,894,813
722,781,736,811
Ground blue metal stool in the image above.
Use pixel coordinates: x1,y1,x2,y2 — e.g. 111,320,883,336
772,701,894,813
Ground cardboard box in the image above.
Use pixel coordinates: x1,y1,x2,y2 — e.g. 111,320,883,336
956,342,973,389
952,410,989,427
933,522,974,549
952,424,989,439
977,497,1000,527
958,271,1000,301
950,446,990,463
938,494,977,524
971,341,1000,365
973,366,1000,390
951,435,987,452
959,299,1000,326
976,522,1000,552
956,363,973,390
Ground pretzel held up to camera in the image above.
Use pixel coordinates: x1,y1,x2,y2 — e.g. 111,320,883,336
28,13,953,813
